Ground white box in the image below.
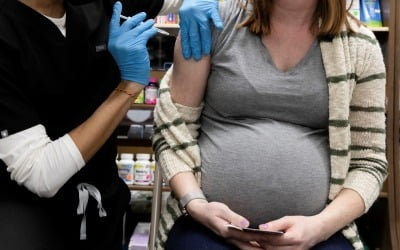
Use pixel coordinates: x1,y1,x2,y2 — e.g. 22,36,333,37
129,222,150,250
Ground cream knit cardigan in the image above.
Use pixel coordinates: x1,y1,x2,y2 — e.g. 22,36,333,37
152,19,387,250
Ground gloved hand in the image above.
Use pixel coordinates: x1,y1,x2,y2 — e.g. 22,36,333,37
108,1,157,85
179,0,223,61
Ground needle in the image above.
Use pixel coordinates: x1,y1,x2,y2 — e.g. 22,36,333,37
120,15,170,36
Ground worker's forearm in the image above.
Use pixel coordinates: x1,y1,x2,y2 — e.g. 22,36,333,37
69,80,143,162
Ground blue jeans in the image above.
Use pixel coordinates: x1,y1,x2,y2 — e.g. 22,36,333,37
166,216,354,250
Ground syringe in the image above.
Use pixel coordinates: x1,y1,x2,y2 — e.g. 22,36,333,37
120,15,170,36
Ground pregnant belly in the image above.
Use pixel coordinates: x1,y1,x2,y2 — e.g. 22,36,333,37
199,119,330,227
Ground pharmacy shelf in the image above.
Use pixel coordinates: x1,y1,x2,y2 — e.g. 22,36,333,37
370,26,390,32
129,184,170,192
130,103,155,110
117,137,152,147
380,191,388,198
155,24,179,29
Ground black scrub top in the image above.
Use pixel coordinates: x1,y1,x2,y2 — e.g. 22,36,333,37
0,0,163,249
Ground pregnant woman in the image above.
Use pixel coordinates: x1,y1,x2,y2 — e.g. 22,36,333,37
152,0,387,249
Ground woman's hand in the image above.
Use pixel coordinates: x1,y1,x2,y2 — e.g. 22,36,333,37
186,200,265,249
256,215,329,250
179,0,223,61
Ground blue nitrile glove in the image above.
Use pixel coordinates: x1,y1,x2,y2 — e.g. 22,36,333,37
179,0,223,61
108,2,158,85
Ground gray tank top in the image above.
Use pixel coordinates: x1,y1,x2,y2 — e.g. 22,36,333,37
199,0,330,227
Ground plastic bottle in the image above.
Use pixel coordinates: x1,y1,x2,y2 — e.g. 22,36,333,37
145,77,158,105
134,89,144,104
150,154,156,185
118,153,134,184
134,153,151,185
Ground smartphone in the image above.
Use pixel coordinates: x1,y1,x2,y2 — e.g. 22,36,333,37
226,224,284,235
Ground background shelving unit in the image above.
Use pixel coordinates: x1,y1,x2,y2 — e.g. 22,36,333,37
375,0,400,249
130,103,155,110
128,184,170,192
388,0,400,249
370,26,390,32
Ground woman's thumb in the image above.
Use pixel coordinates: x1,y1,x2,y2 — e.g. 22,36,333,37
260,217,291,231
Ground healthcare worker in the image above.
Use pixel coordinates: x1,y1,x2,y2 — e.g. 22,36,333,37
0,0,222,249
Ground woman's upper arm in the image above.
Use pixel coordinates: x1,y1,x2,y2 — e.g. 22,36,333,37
170,34,211,107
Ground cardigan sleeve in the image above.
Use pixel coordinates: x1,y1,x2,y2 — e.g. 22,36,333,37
152,67,203,182
344,29,388,212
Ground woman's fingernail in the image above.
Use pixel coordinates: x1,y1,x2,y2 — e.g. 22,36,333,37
260,223,269,229
241,219,249,228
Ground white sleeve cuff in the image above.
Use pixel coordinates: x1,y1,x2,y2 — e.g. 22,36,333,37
0,124,85,197
343,170,381,212
62,133,86,169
